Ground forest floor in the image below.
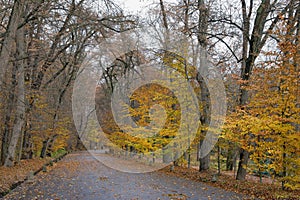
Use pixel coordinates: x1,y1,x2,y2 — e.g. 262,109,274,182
0,158,51,196
160,166,300,200
0,151,299,200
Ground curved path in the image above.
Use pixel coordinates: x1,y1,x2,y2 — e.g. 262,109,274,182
2,152,248,200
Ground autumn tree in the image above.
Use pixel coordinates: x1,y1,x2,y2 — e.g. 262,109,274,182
0,0,136,166
224,22,299,189
204,0,299,180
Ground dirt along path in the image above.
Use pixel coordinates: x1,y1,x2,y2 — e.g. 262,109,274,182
2,151,249,200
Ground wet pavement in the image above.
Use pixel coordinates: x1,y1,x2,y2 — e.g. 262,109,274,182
2,152,248,200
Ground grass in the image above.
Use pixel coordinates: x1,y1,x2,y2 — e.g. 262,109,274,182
51,148,68,159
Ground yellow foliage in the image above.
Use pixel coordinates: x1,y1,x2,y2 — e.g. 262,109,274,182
223,22,300,190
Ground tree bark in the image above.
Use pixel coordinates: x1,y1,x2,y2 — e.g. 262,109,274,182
40,139,50,158
0,79,16,165
197,0,210,171
159,0,170,49
236,148,249,180
0,0,26,165
0,0,23,87
4,9,26,167
40,134,58,158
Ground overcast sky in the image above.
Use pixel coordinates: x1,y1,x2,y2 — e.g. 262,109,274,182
115,0,150,14
115,0,176,16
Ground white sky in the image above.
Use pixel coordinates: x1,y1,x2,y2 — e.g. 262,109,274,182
115,0,176,16
116,0,151,15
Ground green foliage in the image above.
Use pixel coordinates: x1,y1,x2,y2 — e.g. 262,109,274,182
51,148,67,159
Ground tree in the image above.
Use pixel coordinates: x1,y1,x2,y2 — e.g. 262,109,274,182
4,2,26,166
1,0,27,166
0,0,137,166
209,0,299,180
223,5,300,186
224,24,299,188
236,0,300,180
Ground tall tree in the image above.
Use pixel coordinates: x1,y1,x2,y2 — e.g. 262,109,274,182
236,0,299,180
210,0,299,180
196,0,211,171
0,0,26,165
0,0,136,166
4,2,26,166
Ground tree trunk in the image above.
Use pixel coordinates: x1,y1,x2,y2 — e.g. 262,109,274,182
40,134,57,158
226,152,233,171
0,0,23,87
226,143,238,171
21,128,33,159
217,145,221,175
199,139,210,170
40,139,50,158
4,15,26,167
236,148,249,180
235,0,251,179
1,59,21,165
159,0,170,49
197,0,210,172
4,64,25,166
4,67,25,166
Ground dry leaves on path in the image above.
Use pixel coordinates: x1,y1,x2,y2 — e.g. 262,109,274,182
0,158,50,195
159,166,300,200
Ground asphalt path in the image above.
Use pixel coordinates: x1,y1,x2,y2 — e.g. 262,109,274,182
2,152,248,200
